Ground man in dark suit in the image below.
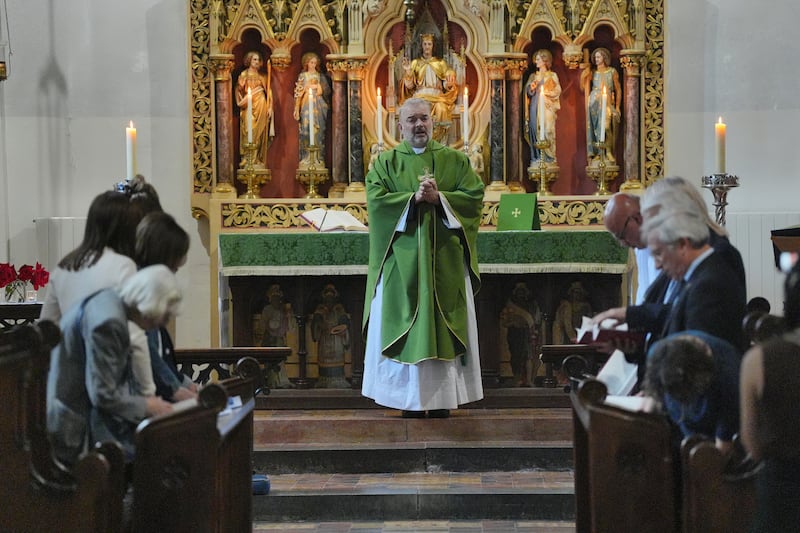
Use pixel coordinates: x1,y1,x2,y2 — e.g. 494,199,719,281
644,206,746,351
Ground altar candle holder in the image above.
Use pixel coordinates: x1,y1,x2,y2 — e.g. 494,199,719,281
296,145,330,199
591,141,612,196
701,173,740,227
532,139,557,196
237,142,261,199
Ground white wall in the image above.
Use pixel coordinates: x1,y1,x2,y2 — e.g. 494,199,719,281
1,0,797,345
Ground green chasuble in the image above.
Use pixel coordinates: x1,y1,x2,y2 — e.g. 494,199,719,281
363,140,484,364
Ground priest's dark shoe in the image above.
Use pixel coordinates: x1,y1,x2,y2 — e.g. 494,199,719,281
427,409,450,418
401,410,425,418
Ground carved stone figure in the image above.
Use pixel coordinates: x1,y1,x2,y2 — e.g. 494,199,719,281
581,47,621,164
259,284,295,389
552,281,593,344
499,282,543,387
294,52,331,162
524,49,561,165
236,51,274,167
312,284,351,388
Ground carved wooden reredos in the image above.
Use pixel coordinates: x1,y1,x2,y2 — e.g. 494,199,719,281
189,0,664,223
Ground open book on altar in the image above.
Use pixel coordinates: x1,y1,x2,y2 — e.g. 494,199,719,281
574,316,645,350
300,207,368,232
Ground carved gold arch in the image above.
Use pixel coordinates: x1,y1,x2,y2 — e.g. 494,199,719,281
512,0,570,53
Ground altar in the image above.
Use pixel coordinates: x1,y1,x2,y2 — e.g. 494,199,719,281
217,228,630,387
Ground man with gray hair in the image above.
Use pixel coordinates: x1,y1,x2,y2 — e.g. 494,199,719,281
599,194,746,351
47,265,181,465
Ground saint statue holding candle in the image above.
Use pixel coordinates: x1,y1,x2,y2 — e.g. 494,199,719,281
236,51,274,168
524,49,561,165
400,33,459,143
581,47,621,163
293,52,331,162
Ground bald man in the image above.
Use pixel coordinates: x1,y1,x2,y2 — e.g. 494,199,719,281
604,193,659,304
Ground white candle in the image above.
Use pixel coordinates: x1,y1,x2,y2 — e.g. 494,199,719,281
309,86,316,146
376,88,383,144
537,83,545,141
125,121,137,181
599,86,607,143
462,87,469,144
247,88,253,144
715,116,726,174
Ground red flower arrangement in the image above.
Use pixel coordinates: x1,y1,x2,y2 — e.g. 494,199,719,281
0,262,49,302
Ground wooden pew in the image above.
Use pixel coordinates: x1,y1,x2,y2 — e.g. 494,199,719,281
681,436,758,533
0,322,125,533
571,377,678,533
131,357,257,533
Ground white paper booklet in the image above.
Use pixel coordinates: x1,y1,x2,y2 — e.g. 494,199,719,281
603,394,649,412
597,349,639,396
300,207,368,232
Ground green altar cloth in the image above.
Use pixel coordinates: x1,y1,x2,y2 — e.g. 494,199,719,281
219,230,629,276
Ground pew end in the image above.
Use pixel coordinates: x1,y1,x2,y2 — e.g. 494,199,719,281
680,435,759,533
571,377,678,533
132,359,257,532
1,322,126,533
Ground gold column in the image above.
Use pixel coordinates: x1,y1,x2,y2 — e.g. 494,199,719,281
485,57,509,193
505,56,527,191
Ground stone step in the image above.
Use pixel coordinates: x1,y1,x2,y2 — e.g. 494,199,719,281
252,471,575,522
257,388,571,410
254,441,573,474
253,408,574,448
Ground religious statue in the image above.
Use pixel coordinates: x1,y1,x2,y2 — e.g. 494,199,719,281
236,51,274,168
293,52,331,162
400,33,458,143
469,143,484,178
524,49,562,165
581,47,621,164
552,281,593,344
259,284,296,389
499,282,543,387
311,284,351,388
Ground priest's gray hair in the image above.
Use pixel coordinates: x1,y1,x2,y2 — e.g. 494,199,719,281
399,98,432,119
119,264,182,319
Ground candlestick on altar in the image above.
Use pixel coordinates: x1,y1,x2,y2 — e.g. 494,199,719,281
125,121,137,181
715,116,726,174
377,88,383,145
462,87,469,145
537,87,546,141
309,86,316,146
247,88,253,144
599,86,607,143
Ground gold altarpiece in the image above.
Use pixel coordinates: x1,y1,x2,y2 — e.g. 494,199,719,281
187,0,665,363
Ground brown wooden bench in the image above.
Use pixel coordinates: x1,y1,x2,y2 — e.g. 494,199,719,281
572,376,761,533
0,322,126,533
131,357,257,533
571,377,678,532
681,435,758,533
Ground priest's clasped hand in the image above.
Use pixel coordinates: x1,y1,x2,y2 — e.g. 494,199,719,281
415,177,440,204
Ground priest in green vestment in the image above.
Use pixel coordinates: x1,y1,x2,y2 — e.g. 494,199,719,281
361,97,485,418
